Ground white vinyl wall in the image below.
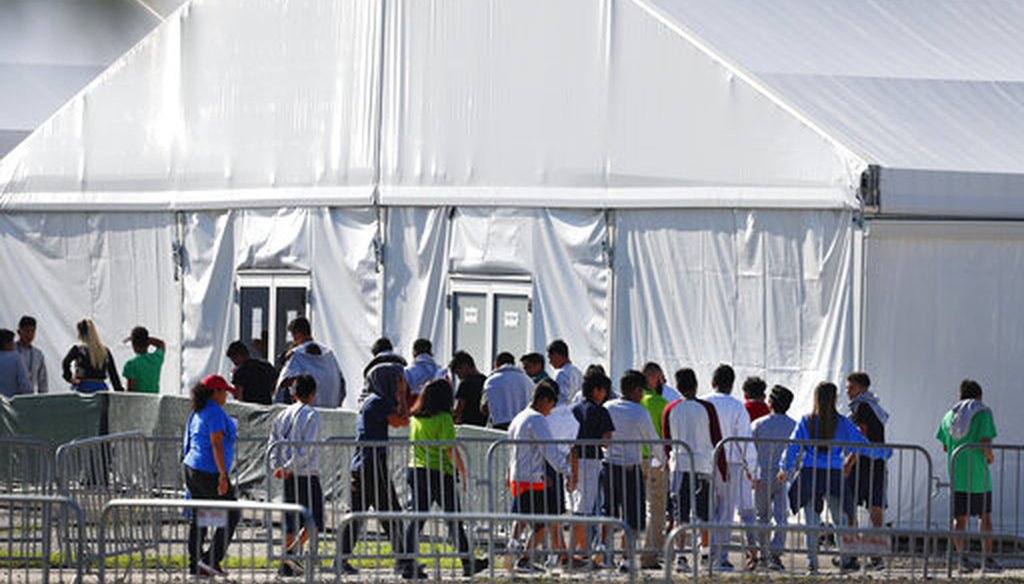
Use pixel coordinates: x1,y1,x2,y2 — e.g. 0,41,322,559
613,209,856,411
0,212,180,392
864,221,1024,528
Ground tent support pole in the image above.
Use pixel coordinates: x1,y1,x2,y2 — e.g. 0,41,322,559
604,208,615,375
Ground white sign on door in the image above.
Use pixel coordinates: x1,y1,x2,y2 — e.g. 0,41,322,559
464,306,479,325
251,307,264,338
503,311,520,328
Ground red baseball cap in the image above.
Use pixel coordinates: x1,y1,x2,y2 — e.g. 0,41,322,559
202,374,237,397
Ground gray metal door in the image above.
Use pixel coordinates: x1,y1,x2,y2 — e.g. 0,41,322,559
239,287,270,359
452,292,488,368
493,294,529,365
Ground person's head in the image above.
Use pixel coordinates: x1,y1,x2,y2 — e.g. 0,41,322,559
846,372,871,400
546,339,569,369
712,363,735,394
287,316,312,344
742,376,767,402
531,379,559,416
495,351,516,368
411,378,454,418
192,374,234,411
412,338,432,357
293,374,317,404
582,371,611,404
448,351,478,380
519,352,545,377
226,340,251,366
642,362,665,391
768,385,794,415
129,326,149,354
960,379,983,401
371,337,394,356
0,329,15,351
620,369,646,402
76,319,108,370
810,381,839,441
367,362,407,405
674,368,698,399
16,316,36,346
584,363,606,378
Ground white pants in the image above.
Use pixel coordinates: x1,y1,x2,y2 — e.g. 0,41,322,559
711,463,757,561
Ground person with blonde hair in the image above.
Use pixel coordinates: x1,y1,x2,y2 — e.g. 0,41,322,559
61,319,123,392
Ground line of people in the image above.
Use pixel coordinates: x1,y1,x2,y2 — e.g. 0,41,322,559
178,336,1000,578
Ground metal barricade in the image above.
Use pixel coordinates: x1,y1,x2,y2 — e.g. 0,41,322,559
0,437,53,494
0,494,85,584
946,443,1024,575
485,438,698,573
147,436,268,500
99,498,313,583
705,436,935,578
264,438,475,577
335,511,636,583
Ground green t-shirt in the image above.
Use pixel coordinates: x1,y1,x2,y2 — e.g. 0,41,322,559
936,407,997,493
409,412,456,475
122,349,164,394
640,389,669,458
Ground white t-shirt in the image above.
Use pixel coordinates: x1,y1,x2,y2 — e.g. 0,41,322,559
507,407,570,483
483,365,533,425
665,398,714,475
703,391,757,470
604,398,664,466
554,362,583,405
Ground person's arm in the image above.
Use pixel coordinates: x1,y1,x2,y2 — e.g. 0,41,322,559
210,430,229,495
106,351,123,392
780,418,807,474
37,353,48,394
454,397,466,425
61,347,76,384
148,337,166,351
536,418,571,475
15,358,31,395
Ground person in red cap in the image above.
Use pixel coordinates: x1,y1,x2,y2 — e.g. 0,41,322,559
182,374,240,577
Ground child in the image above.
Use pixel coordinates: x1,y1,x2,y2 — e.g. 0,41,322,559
751,385,796,571
122,326,165,393
402,379,488,578
569,371,614,564
270,375,322,577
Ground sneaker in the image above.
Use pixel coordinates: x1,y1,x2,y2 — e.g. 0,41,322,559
566,556,592,570
514,557,545,574
767,555,785,572
744,552,758,571
639,557,662,570
338,560,359,576
958,557,978,574
806,562,819,576
463,558,489,577
866,556,885,571
195,561,219,578
189,565,215,579
617,560,632,574
674,555,691,572
715,559,735,572
983,557,1003,573
278,559,303,577
400,563,426,580
839,557,861,573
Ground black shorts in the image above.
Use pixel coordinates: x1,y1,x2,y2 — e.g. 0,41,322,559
675,472,710,523
544,464,566,515
512,489,550,529
953,491,992,517
283,475,324,533
601,463,645,531
848,456,887,508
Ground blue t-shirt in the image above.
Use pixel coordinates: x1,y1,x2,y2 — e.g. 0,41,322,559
572,399,615,459
352,394,394,472
183,401,236,474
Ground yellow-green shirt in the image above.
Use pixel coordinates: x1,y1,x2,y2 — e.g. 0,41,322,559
409,412,456,475
640,389,669,458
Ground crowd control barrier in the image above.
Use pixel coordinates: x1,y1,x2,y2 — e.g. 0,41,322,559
0,437,53,494
705,436,935,578
99,498,313,583
0,494,85,584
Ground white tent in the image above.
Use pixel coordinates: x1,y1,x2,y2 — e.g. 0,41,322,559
2,0,1023,528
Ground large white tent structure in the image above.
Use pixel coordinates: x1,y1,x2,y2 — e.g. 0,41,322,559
2,0,1023,527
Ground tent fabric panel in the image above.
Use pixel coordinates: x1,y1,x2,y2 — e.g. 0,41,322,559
383,207,451,358
0,212,180,393
0,0,380,205
879,168,1024,219
864,221,1024,527
180,208,378,408
612,208,854,414
447,208,610,370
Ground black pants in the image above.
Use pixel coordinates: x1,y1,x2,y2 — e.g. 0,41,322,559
184,466,241,571
340,463,405,556
403,467,470,562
